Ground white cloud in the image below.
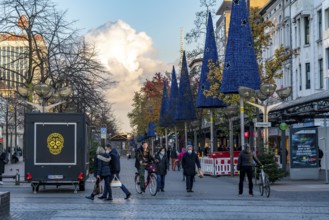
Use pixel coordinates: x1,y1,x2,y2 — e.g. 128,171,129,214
85,20,171,132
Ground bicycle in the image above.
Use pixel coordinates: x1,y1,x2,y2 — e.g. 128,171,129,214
258,165,270,198
135,164,158,196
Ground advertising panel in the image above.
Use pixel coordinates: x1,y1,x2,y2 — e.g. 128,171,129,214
290,128,318,169
34,122,76,165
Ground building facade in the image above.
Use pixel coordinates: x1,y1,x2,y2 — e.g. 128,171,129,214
260,0,329,99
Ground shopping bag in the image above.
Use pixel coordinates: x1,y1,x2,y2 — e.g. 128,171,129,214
196,168,204,178
111,176,122,188
93,179,103,195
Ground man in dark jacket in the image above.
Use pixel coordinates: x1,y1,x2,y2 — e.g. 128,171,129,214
98,144,131,199
135,141,154,192
237,144,262,196
96,145,112,200
182,145,201,192
170,147,178,171
155,147,168,192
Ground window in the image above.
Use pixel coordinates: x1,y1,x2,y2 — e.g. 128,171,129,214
326,8,329,29
326,48,329,69
319,59,323,89
304,17,310,45
318,10,322,40
297,18,301,47
305,63,310,89
299,64,302,91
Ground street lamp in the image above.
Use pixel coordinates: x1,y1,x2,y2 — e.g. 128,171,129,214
17,82,72,112
223,105,238,176
243,84,292,152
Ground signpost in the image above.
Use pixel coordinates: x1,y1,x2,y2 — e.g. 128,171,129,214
101,127,107,139
255,122,271,127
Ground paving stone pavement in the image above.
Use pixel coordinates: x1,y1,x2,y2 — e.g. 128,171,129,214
1,157,329,219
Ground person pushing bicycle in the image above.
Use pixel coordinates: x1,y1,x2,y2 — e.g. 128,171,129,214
135,141,154,192
237,144,262,197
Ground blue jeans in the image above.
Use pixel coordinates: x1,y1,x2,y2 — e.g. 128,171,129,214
157,174,165,190
102,174,130,197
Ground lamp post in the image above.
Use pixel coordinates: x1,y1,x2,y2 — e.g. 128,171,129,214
17,83,72,112
223,105,238,176
238,87,256,150
243,84,291,153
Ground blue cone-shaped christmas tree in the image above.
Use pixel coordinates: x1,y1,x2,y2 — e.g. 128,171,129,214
147,122,156,138
159,81,170,127
221,0,261,94
168,66,178,126
196,12,226,108
175,51,197,121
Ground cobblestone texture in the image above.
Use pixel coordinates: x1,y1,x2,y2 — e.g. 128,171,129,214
1,158,329,219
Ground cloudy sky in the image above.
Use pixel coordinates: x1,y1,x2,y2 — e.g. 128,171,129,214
54,0,220,132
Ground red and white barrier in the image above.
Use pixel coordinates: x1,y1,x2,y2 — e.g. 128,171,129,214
200,151,240,176
200,157,215,176
214,157,239,176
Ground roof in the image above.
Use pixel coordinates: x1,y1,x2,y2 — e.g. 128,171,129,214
269,90,329,124
110,134,128,141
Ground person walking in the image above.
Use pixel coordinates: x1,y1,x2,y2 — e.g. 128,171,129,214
98,144,132,200
177,148,187,181
166,146,171,171
85,146,105,200
0,148,8,185
136,141,154,192
182,145,201,192
155,147,168,192
96,145,113,200
170,147,178,171
319,147,324,169
237,144,262,197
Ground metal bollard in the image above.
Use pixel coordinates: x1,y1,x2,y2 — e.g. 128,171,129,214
15,169,20,185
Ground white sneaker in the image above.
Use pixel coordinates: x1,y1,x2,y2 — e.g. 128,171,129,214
0,181,3,185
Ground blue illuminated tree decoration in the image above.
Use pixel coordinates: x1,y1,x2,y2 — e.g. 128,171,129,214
175,51,196,121
168,66,178,126
221,0,261,94
159,81,170,127
196,12,226,108
147,122,156,138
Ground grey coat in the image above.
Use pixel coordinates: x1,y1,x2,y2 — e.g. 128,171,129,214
238,150,261,167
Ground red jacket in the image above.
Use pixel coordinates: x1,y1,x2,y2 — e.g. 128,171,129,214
178,151,186,161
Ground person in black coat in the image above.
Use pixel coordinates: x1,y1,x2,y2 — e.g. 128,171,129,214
98,145,132,199
182,145,201,192
237,144,262,196
155,147,168,192
85,146,105,200
0,148,7,185
96,145,112,200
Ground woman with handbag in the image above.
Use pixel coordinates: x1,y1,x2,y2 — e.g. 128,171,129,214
85,146,105,200
98,144,132,200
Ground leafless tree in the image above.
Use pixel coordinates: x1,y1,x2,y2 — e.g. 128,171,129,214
0,0,118,132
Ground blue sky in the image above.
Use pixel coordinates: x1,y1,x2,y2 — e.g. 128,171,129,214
52,0,220,132
54,0,219,63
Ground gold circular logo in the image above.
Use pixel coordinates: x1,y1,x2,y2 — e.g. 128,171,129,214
47,133,64,155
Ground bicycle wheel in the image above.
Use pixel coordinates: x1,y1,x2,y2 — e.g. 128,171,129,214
258,176,264,196
148,174,157,196
135,174,142,194
264,177,270,198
